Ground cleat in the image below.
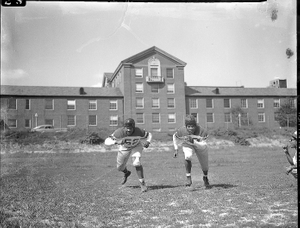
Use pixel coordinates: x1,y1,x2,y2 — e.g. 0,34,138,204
140,181,148,193
121,170,131,185
203,176,210,187
185,176,192,187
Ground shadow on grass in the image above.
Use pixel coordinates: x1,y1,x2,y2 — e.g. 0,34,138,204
191,183,238,191
126,184,182,190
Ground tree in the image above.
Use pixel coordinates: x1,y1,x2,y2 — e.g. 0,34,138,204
275,98,297,127
230,106,251,127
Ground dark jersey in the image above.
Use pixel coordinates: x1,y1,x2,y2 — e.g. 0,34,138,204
175,125,208,148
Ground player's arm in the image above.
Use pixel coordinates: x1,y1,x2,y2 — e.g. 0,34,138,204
283,146,295,166
142,131,152,148
173,132,180,158
105,135,123,146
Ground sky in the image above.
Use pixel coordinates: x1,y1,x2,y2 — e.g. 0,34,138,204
1,0,297,89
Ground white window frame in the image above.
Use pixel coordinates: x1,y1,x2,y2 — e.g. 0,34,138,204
45,119,54,126
206,113,214,123
190,98,198,109
206,99,214,109
110,115,118,126
45,99,54,110
25,119,31,128
136,113,144,124
167,98,175,109
135,83,144,93
152,98,160,109
168,113,176,123
89,100,97,110
136,98,144,109
258,113,265,122
8,98,17,110
148,57,161,77
273,99,280,108
224,113,232,123
25,99,31,110
135,68,143,78
241,98,248,108
166,68,174,79
8,119,17,128
167,83,175,94
257,99,264,109
67,115,76,126
151,84,159,93
152,113,160,124
89,115,97,126
191,113,199,123
109,100,118,110
224,98,231,109
67,100,76,110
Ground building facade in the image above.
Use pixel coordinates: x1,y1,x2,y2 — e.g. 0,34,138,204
0,46,297,132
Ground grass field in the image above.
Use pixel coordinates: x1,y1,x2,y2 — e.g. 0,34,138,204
0,146,298,228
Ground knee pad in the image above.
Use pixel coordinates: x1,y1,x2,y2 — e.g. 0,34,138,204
132,152,141,167
185,155,192,161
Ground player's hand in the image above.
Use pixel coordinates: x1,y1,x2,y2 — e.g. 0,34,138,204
173,149,178,158
115,139,125,145
143,141,150,148
184,136,194,144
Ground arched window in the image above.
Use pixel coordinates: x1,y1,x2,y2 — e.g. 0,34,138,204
148,56,161,77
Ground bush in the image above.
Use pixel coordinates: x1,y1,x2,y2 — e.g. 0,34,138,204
80,132,104,145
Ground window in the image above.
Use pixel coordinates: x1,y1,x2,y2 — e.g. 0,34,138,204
110,116,118,126
67,100,76,110
136,113,144,124
151,84,159,93
224,99,231,108
152,113,160,123
241,98,248,108
167,83,175,93
8,119,17,128
257,99,264,108
206,113,214,123
167,98,175,108
224,113,232,123
274,112,280,121
135,68,143,78
190,98,198,109
45,99,54,110
89,100,97,110
8,98,17,109
168,113,176,123
45,119,54,126
25,99,30,110
152,98,160,108
136,83,144,93
109,100,118,110
273,99,280,108
136,98,144,109
25,119,31,128
67,115,76,126
258,113,265,122
191,113,198,123
89,115,97,126
206,99,213,108
289,99,296,108
166,68,174,79
148,57,161,77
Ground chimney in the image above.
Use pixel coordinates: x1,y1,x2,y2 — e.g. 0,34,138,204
79,87,86,95
213,87,220,94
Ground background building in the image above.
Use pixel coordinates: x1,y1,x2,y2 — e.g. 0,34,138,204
0,46,297,132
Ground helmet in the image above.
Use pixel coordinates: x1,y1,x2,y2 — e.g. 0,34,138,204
185,115,196,126
124,118,135,128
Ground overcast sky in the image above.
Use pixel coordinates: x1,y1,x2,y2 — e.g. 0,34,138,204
1,0,297,88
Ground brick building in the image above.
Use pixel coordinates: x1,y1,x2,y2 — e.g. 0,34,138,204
0,46,297,132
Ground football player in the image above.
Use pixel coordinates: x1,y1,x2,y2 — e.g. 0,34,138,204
105,118,152,192
173,115,210,188
283,131,297,179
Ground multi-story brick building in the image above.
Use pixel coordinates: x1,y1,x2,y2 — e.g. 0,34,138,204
0,46,297,132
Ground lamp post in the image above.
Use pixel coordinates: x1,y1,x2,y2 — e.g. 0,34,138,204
35,113,38,127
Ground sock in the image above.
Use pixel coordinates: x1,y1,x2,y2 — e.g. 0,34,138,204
139,178,145,183
186,173,191,177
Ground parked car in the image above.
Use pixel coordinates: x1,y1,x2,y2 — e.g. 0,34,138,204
31,125,67,133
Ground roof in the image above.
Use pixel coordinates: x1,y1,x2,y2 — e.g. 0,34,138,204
1,85,124,97
110,46,187,82
185,86,297,97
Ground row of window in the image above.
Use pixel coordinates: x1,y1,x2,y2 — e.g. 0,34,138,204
135,83,175,93
7,99,118,111
135,67,174,79
189,98,295,109
7,115,119,128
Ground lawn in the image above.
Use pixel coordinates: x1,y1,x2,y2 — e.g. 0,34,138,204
0,146,298,228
